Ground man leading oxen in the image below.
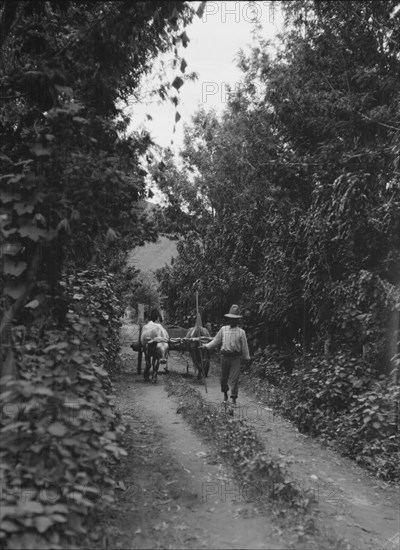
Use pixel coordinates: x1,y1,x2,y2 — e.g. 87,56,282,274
140,309,169,383
185,313,211,380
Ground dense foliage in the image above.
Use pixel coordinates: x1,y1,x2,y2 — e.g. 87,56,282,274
156,1,400,374
245,347,400,481
129,271,161,314
0,1,198,547
1,267,126,548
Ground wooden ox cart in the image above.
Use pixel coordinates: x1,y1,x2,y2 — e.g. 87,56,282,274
168,335,212,392
129,322,211,391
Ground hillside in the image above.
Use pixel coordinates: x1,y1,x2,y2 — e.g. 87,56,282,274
127,235,178,273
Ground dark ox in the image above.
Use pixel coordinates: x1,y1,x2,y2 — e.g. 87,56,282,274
140,322,169,383
185,325,211,379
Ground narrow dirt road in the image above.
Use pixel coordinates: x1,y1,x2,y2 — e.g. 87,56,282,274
102,344,399,549
106,346,295,549
183,362,399,550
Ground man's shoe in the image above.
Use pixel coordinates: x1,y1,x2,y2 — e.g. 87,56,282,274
231,397,237,406
223,391,228,401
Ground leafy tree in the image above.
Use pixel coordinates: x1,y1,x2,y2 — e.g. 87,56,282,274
1,0,195,373
130,271,160,312
0,2,199,546
156,0,400,374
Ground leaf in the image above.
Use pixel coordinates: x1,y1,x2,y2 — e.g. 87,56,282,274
180,58,187,73
3,259,27,277
70,209,80,222
19,223,47,241
55,342,68,350
93,366,108,377
33,213,46,225
1,227,17,238
25,299,40,309
56,218,71,234
46,504,68,514
18,501,44,514
4,283,26,300
0,520,19,532
34,516,53,533
72,116,88,124
50,513,66,523
47,422,67,437
0,152,12,163
175,112,181,123
0,191,22,204
196,1,207,18
0,506,17,521
30,143,52,157
105,227,118,244
33,387,53,395
14,202,34,215
172,76,184,91
179,31,190,48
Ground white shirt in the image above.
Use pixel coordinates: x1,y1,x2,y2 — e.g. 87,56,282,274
204,325,250,360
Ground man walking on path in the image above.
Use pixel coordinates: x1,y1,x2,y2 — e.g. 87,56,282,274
202,305,250,406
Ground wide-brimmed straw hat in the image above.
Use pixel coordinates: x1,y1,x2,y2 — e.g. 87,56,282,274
224,304,242,319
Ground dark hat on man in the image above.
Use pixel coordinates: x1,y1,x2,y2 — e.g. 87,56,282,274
224,304,242,319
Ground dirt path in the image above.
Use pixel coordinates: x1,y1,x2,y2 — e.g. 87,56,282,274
179,360,399,550
106,346,292,549
104,345,399,549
